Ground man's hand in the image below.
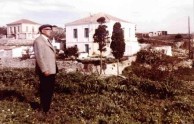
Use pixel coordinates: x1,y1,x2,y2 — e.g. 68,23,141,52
44,71,50,76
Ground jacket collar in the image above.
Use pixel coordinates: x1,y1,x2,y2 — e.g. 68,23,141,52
40,34,56,52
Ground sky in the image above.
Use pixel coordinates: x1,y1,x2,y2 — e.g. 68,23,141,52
0,0,193,34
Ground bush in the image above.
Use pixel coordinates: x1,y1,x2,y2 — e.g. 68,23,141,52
138,38,148,43
174,34,183,42
175,34,183,39
130,62,172,81
136,49,182,69
136,49,164,65
65,45,79,58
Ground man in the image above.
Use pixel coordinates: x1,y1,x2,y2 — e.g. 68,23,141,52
33,24,58,113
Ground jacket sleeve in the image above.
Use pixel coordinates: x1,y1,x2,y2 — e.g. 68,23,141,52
34,40,48,73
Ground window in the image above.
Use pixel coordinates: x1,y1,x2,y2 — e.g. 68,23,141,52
84,28,89,38
14,27,16,34
32,27,34,33
10,27,13,34
26,26,28,32
85,44,89,53
73,29,77,38
18,26,20,32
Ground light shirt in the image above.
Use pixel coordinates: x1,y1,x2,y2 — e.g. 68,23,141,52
41,34,51,44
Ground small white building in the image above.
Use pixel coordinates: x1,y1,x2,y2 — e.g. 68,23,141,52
51,38,61,50
0,46,32,58
153,46,172,56
149,31,168,37
6,19,40,39
65,13,140,57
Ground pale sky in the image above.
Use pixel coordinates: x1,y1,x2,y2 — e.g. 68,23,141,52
0,0,193,34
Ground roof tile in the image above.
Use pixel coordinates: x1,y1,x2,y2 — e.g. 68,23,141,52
7,19,40,25
65,13,129,26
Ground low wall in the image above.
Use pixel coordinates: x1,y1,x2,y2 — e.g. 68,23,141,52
0,56,136,75
0,58,35,68
0,58,84,73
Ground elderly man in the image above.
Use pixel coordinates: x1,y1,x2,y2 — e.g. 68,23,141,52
33,24,58,113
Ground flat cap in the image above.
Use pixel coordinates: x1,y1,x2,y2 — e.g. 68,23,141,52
39,24,53,32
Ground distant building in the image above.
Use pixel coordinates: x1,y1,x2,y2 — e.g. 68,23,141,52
148,32,153,37
152,46,172,56
0,46,31,58
6,19,40,39
136,33,149,38
136,31,167,38
51,39,61,50
161,31,168,35
65,12,140,57
149,31,168,37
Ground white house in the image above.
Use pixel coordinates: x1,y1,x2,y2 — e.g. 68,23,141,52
51,38,61,50
153,46,172,56
0,46,31,58
65,13,140,57
149,31,168,37
6,19,40,39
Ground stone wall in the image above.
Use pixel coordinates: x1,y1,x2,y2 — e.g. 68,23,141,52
0,56,136,75
0,58,35,68
0,58,84,73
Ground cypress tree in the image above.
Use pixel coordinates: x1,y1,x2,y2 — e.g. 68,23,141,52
110,22,125,75
93,17,109,75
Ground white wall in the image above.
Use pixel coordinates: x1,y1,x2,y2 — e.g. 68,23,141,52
66,23,99,55
66,20,138,57
109,21,137,42
12,47,24,58
153,46,172,56
7,23,40,39
52,39,60,49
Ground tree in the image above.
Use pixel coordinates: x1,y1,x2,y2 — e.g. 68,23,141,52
110,22,125,75
93,17,109,75
52,26,65,41
65,45,79,58
174,34,183,42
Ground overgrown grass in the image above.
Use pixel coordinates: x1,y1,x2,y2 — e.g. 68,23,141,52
0,68,194,123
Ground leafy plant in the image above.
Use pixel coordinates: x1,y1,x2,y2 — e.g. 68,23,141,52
174,34,183,42
65,45,79,58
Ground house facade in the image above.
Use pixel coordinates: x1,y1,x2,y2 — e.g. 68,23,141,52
6,19,40,39
149,31,168,37
65,13,139,57
0,46,31,58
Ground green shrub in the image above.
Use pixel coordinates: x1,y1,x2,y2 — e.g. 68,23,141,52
133,49,184,81
174,34,183,42
136,49,167,65
65,45,79,58
138,38,149,43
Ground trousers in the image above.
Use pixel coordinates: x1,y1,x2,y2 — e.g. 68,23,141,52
39,73,56,112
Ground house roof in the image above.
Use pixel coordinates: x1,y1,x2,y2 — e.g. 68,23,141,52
7,19,40,25
65,13,130,26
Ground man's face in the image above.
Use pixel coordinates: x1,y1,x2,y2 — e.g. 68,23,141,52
41,27,52,38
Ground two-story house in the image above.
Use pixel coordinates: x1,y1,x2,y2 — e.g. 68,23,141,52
6,19,40,39
65,13,140,57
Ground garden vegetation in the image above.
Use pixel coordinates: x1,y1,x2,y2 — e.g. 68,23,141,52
0,50,194,123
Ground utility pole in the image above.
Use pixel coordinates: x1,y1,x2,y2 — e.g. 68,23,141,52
188,16,192,59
